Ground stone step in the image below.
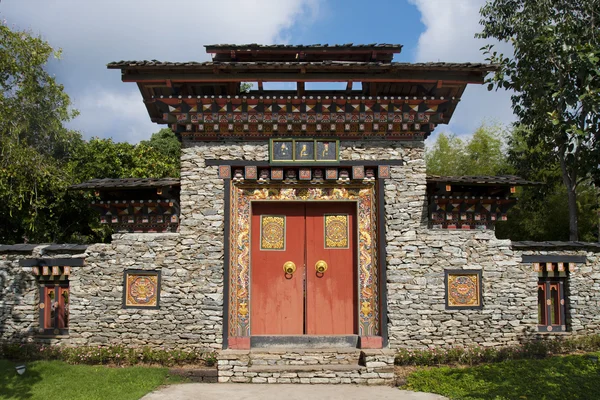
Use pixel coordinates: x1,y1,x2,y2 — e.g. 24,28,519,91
250,335,359,349
217,348,396,385
248,363,365,373
220,348,361,366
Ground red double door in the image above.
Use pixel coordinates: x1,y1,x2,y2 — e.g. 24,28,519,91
251,202,357,335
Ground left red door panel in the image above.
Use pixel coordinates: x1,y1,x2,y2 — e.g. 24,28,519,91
250,202,306,335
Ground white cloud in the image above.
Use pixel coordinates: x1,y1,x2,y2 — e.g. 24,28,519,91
69,88,157,143
1,0,319,142
408,0,516,145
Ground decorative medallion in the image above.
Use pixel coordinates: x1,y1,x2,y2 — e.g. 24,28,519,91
378,165,391,179
218,165,231,179
445,270,482,309
352,166,365,180
244,166,257,180
123,270,161,309
324,214,349,249
299,168,312,180
271,168,284,180
260,215,286,250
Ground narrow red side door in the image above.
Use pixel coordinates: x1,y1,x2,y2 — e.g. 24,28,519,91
250,202,305,335
305,202,357,334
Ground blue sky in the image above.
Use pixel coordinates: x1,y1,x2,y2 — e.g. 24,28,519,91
1,0,514,144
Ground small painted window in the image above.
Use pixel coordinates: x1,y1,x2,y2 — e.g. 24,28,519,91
538,277,566,332
40,283,69,335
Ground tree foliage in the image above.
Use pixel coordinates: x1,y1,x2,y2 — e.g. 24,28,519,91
0,22,181,244
0,22,81,243
426,123,511,176
426,123,599,241
478,0,600,240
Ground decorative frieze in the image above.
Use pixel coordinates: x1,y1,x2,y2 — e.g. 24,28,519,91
154,96,446,140
429,197,515,230
91,199,180,233
218,165,388,184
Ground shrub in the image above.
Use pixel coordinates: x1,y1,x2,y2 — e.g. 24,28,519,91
395,334,600,367
0,342,217,367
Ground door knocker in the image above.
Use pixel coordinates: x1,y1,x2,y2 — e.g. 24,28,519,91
283,261,296,279
315,260,328,277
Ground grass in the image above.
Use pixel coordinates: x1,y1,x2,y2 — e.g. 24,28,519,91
0,359,187,400
404,352,600,400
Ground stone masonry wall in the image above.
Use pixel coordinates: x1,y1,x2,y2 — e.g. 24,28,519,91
2,140,600,351
516,248,600,338
0,246,84,343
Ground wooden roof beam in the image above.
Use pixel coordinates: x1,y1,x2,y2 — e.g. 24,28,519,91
369,82,378,96
123,72,486,84
297,81,305,96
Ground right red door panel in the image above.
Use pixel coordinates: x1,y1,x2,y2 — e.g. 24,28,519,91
305,202,357,334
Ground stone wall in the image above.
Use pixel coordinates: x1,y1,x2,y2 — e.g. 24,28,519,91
0,246,84,343
516,247,600,337
2,139,600,351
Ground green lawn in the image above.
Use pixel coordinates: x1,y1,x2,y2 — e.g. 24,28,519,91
0,359,186,400
404,352,600,400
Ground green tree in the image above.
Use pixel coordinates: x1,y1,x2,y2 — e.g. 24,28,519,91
138,128,181,177
425,124,598,241
425,133,465,175
426,123,510,176
0,22,82,243
478,0,600,240
496,125,599,241
70,131,180,181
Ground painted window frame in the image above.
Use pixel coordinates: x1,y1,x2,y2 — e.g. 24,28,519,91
538,276,566,332
38,281,70,336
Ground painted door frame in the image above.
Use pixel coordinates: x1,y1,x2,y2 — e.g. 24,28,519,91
224,183,384,349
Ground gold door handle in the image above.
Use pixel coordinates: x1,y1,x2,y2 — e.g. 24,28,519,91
283,261,296,275
315,260,328,274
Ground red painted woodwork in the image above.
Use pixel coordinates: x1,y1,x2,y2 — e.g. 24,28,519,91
250,202,357,336
251,203,306,335
43,285,69,329
306,203,357,334
228,336,251,349
359,336,383,349
43,287,55,329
